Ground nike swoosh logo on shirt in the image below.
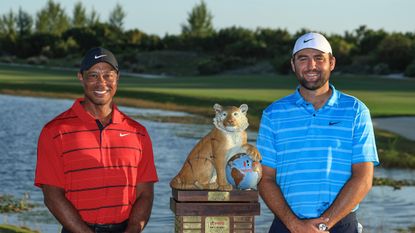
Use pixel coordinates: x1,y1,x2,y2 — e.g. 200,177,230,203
94,54,107,59
120,133,129,137
328,121,341,126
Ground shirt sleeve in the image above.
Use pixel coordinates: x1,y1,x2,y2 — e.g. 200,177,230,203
136,129,159,183
352,107,380,166
34,126,65,188
257,110,278,168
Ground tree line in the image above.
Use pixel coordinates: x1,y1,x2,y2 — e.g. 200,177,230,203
1,0,415,77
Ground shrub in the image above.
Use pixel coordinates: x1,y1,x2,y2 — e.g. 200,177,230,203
271,55,291,74
197,58,222,75
404,62,415,78
0,56,15,63
26,55,48,65
0,194,34,213
373,63,390,75
197,55,255,75
339,55,375,74
376,33,414,72
131,64,146,73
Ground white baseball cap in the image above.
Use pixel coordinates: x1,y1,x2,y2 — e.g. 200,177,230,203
292,32,332,55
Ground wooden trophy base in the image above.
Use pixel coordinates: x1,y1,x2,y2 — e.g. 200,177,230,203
170,189,260,233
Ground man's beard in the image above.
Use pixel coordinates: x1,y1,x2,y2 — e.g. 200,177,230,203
298,76,328,90
296,70,329,91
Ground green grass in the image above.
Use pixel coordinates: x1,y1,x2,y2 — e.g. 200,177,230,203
0,225,38,233
1,63,415,168
2,64,415,117
395,226,415,233
375,129,415,168
1,63,415,121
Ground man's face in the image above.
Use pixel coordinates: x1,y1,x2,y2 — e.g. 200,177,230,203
291,48,335,91
77,62,119,106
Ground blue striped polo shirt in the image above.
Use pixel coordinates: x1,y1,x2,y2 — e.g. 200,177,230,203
256,84,379,219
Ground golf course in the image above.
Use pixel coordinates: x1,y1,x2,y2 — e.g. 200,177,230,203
1,63,415,233
2,0,415,231
1,63,414,117
1,63,415,169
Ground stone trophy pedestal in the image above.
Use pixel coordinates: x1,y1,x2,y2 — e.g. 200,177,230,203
170,188,260,233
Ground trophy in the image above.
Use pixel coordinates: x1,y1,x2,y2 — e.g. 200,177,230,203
170,104,262,233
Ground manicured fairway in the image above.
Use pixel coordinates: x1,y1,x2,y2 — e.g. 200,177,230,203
1,64,415,119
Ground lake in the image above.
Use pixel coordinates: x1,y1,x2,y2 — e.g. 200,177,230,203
0,94,414,233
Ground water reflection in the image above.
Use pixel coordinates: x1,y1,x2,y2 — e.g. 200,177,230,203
0,94,414,233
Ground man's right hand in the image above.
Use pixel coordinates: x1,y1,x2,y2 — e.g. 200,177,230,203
288,217,330,233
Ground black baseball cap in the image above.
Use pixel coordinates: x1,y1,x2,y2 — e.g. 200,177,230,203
79,47,119,73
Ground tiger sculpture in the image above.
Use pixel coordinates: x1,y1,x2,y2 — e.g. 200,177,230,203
170,103,261,191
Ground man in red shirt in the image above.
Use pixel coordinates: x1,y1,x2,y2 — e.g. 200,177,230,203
35,47,158,233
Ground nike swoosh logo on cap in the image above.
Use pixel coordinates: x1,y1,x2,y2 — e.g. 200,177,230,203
94,54,107,59
303,38,314,43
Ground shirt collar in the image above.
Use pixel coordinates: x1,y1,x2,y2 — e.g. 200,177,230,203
72,98,123,124
111,104,123,124
294,84,339,107
326,84,339,107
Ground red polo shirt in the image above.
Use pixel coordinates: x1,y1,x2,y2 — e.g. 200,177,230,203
35,98,158,224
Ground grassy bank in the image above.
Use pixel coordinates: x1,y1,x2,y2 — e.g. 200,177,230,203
0,194,37,233
0,225,38,233
1,64,415,168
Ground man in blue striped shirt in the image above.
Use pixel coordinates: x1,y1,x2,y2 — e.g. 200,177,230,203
257,32,379,233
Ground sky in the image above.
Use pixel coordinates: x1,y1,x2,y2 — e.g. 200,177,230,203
1,0,414,36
